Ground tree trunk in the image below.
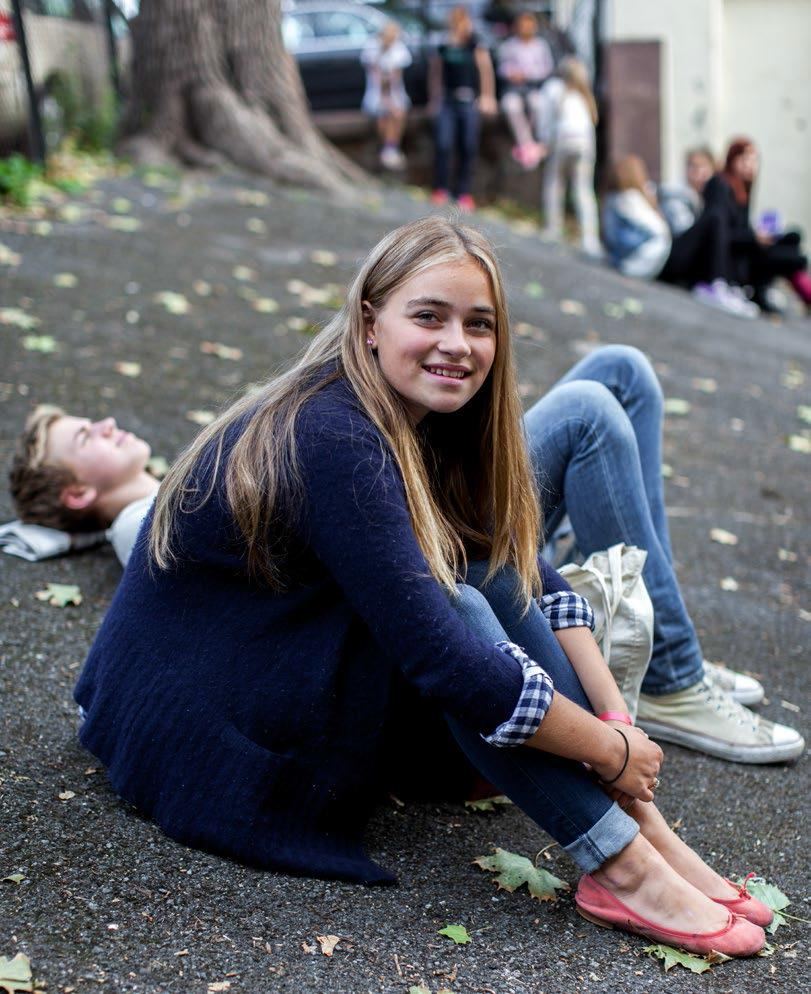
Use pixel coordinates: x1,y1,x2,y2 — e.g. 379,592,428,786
119,0,366,192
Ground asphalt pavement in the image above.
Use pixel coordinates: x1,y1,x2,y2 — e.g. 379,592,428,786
0,169,808,994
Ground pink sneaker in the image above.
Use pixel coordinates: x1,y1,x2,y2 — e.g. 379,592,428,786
456,194,475,213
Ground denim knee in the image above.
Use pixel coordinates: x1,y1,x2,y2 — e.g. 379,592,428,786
597,344,664,415
552,380,639,455
453,582,507,644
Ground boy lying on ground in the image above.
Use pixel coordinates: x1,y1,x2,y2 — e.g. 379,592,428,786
7,406,159,567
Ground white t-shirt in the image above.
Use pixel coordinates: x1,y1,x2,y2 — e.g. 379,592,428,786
538,77,595,146
107,493,157,567
361,37,412,115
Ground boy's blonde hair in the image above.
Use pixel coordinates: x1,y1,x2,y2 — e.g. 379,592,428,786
8,405,102,532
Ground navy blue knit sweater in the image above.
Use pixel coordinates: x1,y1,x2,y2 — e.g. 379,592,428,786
74,377,572,883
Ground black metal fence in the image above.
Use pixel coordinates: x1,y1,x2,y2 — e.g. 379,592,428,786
0,0,126,162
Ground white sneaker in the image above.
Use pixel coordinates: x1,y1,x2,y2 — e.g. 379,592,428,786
636,679,805,763
692,279,759,319
380,146,406,170
703,660,765,705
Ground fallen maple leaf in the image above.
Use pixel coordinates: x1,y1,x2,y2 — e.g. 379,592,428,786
200,342,243,362
437,924,470,945
797,405,811,425
0,243,21,267
105,215,141,232
644,943,725,973
315,934,341,957
786,434,811,454
252,297,279,313
115,361,141,378
622,296,643,315
559,298,585,316
473,847,569,901
664,397,691,416
1,874,24,884
234,188,269,206
35,583,82,607
53,273,78,288
709,528,738,546
464,795,512,813
232,265,256,282
300,941,316,955
408,987,430,994
719,577,739,591
736,877,791,934
781,368,804,390
1,308,39,330
0,952,33,993
21,335,58,354
154,291,190,315
186,410,216,426
207,983,230,993
310,249,337,266
58,791,75,801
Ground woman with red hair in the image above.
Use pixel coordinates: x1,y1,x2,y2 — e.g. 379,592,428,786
702,139,811,313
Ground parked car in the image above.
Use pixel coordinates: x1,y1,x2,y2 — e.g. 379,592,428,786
0,0,128,152
282,1,431,113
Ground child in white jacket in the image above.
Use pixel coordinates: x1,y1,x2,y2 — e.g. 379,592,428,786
537,57,600,256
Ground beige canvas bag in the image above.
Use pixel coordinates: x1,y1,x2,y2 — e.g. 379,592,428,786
558,543,654,721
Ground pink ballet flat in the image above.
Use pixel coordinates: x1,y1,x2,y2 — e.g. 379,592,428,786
575,874,766,957
710,873,774,928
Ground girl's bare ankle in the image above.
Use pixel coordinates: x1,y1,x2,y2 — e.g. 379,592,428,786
593,836,660,893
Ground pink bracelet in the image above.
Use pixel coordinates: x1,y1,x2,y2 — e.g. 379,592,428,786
597,711,633,725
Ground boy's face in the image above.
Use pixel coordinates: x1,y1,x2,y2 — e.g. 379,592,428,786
46,415,151,495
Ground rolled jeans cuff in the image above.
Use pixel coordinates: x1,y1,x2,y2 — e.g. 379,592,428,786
562,801,640,873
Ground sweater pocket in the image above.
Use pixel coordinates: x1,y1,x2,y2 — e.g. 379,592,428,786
217,721,325,817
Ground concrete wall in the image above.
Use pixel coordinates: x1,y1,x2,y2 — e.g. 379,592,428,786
602,0,811,236
721,0,811,235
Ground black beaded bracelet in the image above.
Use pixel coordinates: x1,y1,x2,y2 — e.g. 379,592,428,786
599,728,630,785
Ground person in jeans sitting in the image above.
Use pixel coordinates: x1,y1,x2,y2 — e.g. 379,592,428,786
9,358,802,766
497,11,554,169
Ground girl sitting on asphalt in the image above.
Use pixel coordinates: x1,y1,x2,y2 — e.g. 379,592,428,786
75,217,772,957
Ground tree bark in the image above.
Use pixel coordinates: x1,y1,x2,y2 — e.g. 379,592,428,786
119,0,366,192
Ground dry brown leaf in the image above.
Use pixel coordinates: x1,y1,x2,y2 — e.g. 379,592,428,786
316,934,341,957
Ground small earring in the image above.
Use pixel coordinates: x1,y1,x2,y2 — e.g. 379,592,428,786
366,338,375,347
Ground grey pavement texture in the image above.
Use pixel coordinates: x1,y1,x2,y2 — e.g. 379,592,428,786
0,170,809,994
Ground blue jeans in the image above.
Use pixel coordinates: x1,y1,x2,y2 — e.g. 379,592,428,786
446,563,639,872
523,345,704,695
434,100,479,196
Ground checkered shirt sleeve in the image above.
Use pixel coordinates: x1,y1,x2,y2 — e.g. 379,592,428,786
481,641,554,747
539,590,595,632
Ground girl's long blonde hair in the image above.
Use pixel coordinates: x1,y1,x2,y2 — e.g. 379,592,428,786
559,55,598,125
150,216,543,606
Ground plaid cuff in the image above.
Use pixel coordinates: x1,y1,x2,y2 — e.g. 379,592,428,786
481,641,554,747
539,590,595,632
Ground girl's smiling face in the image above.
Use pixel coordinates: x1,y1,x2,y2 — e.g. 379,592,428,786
364,259,498,422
